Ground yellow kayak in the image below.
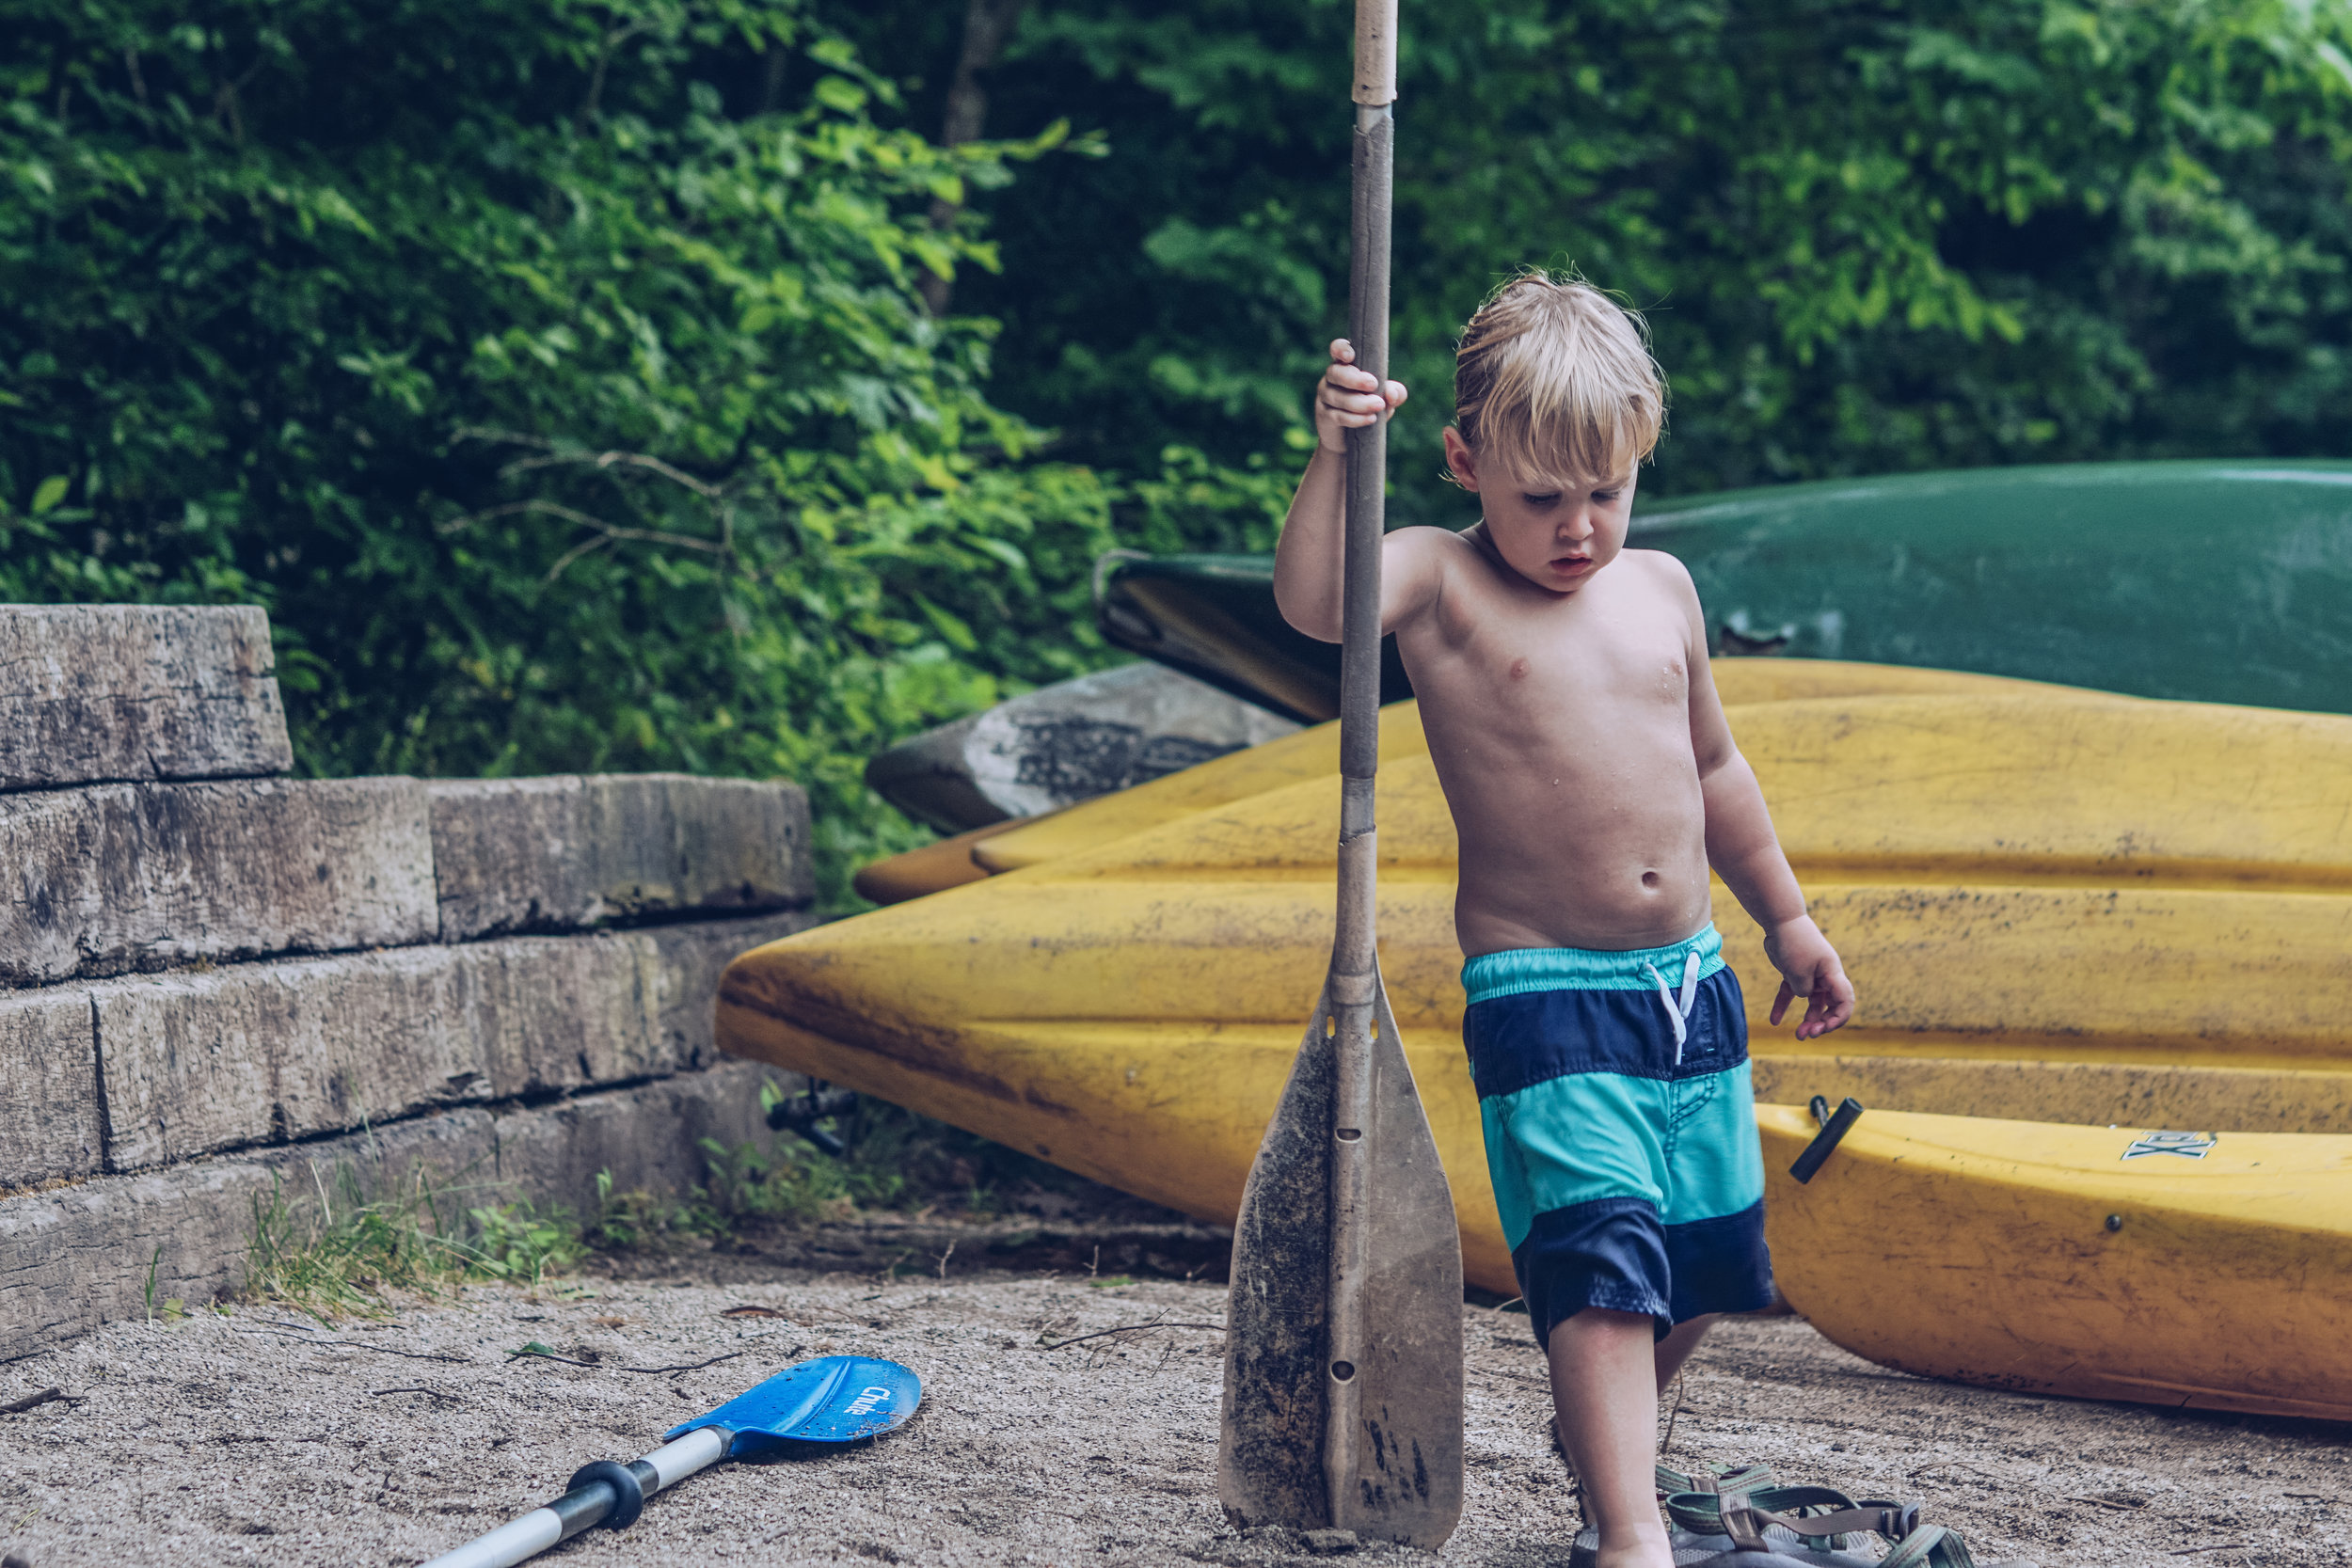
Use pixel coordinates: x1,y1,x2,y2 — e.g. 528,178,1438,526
1759,1104,2352,1421
719,666,2352,1417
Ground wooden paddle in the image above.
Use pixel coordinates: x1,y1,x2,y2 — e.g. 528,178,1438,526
1215,0,1464,1547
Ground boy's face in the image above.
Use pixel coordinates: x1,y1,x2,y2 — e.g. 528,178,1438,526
1441,428,1636,594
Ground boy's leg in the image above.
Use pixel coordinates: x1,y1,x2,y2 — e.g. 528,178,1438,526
1548,1307,1672,1568
1655,1311,1718,1390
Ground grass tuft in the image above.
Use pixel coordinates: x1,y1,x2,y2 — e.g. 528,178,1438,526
245,1162,585,1322
242,1095,1092,1313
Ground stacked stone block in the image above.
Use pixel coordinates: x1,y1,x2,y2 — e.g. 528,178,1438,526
0,607,817,1351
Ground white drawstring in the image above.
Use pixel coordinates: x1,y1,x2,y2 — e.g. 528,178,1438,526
1643,950,1704,1066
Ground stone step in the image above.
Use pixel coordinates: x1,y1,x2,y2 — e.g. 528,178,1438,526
428,774,814,942
0,910,812,1190
0,989,100,1194
1,777,437,988
0,1061,792,1354
0,605,292,790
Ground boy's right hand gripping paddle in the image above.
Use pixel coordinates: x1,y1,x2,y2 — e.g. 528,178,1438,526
1215,0,1465,1548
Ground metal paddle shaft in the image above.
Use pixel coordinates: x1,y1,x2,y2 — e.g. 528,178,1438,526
421,1429,728,1568
1217,0,1464,1546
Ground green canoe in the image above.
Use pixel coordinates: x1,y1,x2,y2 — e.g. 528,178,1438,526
1095,460,2352,721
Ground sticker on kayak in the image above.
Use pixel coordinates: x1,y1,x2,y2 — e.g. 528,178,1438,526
2122,1131,2217,1161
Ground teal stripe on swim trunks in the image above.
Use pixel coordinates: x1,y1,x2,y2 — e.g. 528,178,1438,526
1461,925,1724,1004
1481,1061,1763,1249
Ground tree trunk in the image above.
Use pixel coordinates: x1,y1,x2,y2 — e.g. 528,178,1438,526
920,0,1030,317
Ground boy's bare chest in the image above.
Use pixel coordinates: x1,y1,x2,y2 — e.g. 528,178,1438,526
1417,571,1691,720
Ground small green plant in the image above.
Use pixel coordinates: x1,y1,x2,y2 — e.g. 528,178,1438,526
245,1162,586,1321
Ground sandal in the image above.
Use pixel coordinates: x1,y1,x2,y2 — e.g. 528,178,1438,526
1668,1486,2040,1568
1571,1466,1820,1568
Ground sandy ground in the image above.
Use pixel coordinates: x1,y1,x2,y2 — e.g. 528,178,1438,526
2,1259,2348,1568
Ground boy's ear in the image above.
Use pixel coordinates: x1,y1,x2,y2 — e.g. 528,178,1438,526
1441,427,1481,492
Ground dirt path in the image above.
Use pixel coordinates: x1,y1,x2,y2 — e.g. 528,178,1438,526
2,1270,2345,1567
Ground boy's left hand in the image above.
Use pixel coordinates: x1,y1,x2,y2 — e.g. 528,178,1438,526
1763,915,1854,1040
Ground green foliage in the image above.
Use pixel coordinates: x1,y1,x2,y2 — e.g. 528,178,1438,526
0,0,1128,899
245,1164,586,1321
853,0,2352,515
13,0,2352,900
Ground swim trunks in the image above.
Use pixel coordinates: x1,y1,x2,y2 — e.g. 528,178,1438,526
1462,924,1772,1345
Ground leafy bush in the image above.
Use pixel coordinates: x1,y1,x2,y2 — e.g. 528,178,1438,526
14,0,2352,901
0,0,1131,900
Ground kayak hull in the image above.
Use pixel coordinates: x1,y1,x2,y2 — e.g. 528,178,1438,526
1758,1103,2352,1422
722,670,2352,1418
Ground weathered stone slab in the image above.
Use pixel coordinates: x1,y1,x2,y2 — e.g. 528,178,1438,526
866,662,1297,832
93,947,491,1173
0,604,294,791
0,777,436,986
490,1058,791,1216
94,911,816,1170
0,1064,790,1353
0,1106,498,1354
0,988,101,1191
640,910,816,1075
429,774,814,941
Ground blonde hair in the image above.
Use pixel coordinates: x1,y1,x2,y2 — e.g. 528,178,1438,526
1451,272,1665,487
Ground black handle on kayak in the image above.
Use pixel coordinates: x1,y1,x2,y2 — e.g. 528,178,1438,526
1789,1098,1864,1184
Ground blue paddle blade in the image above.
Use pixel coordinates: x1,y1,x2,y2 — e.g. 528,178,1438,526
664,1355,921,1453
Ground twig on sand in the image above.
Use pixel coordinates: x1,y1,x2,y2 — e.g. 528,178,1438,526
0,1387,81,1415
620,1352,747,1375
2168,1547,2249,1557
1041,1321,1223,1351
230,1328,469,1363
369,1386,462,1402
1660,1369,1687,1458
2063,1496,2149,1512
507,1344,748,1375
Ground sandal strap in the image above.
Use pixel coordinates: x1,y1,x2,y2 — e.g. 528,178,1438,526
1669,1487,1921,1552
1665,1483,1870,1528
1881,1524,1991,1568
1654,1459,1773,1497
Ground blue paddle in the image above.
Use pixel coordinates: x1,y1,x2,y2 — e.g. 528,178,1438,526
419,1354,922,1568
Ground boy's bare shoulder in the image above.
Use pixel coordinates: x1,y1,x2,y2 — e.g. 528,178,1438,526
1387,522,1483,555
1384,523,1501,612
1616,546,1708,638
1618,545,1695,587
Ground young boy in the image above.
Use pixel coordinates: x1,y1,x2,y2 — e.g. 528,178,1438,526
1271,275,1856,1568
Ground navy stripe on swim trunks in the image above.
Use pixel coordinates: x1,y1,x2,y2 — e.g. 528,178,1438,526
1461,927,1773,1341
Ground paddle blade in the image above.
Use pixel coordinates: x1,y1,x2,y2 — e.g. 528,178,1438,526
1339,976,1463,1544
1219,990,1337,1530
1217,978,1465,1547
665,1355,920,1453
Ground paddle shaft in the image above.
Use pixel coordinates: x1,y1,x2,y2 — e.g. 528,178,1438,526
418,1427,727,1568
1325,0,1397,1527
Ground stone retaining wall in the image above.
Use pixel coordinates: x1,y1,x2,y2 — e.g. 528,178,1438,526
0,606,816,1353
